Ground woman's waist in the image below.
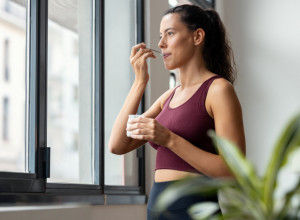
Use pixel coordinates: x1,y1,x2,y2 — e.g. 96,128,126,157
155,169,202,182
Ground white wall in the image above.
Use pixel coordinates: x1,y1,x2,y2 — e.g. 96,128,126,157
216,0,300,175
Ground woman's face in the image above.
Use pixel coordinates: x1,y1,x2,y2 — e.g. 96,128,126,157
158,13,196,70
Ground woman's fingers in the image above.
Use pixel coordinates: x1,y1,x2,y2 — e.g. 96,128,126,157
127,117,154,134
131,48,154,63
141,50,156,60
128,116,152,124
130,43,156,63
127,120,151,131
126,123,154,140
129,43,156,84
127,117,171,146
129,128,154,136
130,43,146,59
130,134,152,140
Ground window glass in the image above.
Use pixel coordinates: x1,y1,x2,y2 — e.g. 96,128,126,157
104,0,139,186
0,0,27,173
47,0,95,184
169,72,176,89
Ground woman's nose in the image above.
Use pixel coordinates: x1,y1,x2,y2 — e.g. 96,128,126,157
158,37,166,49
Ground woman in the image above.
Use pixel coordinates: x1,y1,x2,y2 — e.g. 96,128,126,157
109,4,246,220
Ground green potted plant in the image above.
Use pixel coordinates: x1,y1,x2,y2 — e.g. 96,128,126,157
155,113,300,220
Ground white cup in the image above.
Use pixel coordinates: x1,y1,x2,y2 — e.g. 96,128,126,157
126,114,144,137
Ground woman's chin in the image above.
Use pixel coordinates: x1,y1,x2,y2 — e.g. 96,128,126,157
164,63,177,71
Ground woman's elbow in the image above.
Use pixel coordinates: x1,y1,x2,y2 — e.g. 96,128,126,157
108,139,125,155
109,144,122,155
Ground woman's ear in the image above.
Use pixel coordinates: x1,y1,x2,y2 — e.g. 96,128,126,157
193,28,205,46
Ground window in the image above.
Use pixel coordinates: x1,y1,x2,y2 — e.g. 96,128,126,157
169,72,176,89
0,0,146,204
4,0,10,12
105,0,140,187
0,0,27,174
4,38,9,81
47,0,94,185
2,97,9,140
187,0,215,9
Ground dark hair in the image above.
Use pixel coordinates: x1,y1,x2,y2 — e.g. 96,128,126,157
164,5,237,84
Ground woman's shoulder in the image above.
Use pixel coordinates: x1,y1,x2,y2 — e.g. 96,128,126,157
209,77,234,95
206,77,237,107
208,76,240,111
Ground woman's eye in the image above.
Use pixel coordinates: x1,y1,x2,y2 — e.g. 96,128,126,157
167,32,173,36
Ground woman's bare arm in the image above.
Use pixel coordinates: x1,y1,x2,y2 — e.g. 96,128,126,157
108,83,174,155
108,43,154,154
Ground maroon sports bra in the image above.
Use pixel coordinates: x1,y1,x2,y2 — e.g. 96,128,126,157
149,75,221,173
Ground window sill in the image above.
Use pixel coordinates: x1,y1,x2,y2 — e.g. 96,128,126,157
0,204,86,212
106,194,147,205
0,194,147,206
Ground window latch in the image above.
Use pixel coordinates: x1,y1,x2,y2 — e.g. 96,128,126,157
41,147,51,178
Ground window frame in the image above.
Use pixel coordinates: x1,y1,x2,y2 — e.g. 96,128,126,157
0,0,146,205
189,0,215,9
0,0,47,194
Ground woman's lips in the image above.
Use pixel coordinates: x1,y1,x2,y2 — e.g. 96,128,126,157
163,53,171,59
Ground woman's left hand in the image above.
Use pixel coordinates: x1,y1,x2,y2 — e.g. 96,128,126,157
126,117,172,147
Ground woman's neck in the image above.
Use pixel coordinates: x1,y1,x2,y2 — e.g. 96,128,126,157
179,57,211,89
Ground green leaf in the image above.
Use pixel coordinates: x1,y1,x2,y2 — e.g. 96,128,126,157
219,187,266,219
208,131,262,200
188,202,220,220
276,179,300,219
275,147,300,220
263,113,300,213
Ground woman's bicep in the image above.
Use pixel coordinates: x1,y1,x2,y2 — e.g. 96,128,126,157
208,80,246,154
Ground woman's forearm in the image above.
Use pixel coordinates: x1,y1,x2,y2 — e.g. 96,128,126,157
108,81,147,154
166,133,233,178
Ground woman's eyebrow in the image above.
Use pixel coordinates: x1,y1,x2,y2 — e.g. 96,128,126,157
159,28,176,35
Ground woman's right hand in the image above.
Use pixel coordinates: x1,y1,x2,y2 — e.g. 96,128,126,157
130,43,156,84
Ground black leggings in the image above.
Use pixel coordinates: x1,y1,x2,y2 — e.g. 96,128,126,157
147,180,221,220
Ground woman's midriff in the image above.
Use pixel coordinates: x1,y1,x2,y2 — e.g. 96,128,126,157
155,169,201,182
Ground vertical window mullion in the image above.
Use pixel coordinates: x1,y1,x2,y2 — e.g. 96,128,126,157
136,0,145,193
94,0,105,190
30,0,48,180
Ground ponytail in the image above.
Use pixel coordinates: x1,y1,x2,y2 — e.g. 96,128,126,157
164,5,237,84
